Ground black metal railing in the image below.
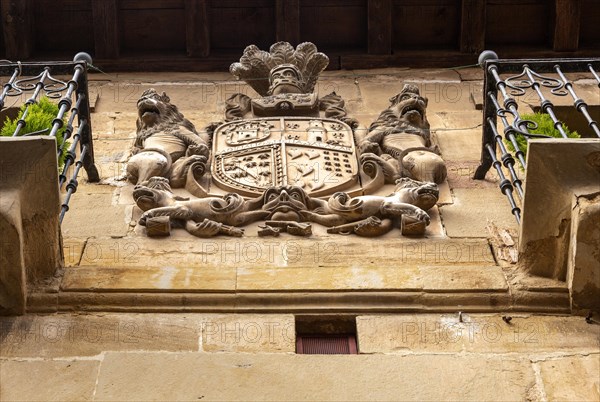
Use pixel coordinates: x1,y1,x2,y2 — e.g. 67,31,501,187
0,54,100,223
474,51,600,224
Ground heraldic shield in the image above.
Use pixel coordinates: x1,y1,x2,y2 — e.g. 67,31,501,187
211,117,359,197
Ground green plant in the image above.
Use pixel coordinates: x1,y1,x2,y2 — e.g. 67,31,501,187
505,112,580,158
0,97,69,168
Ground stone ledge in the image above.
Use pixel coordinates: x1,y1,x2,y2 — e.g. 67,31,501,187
26,288,570,315
59,262,509,294
61,265,237,292
70,237,496,269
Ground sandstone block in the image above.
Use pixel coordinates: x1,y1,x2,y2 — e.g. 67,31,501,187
94,352,536,401
0,313,201,358
61,265,236,292
201,314,295,353
61,193,130,238
0,360,99,401
436,129,484,162
440,188,518,237
356,314,600,354
0,137,61,314
539,354,600,401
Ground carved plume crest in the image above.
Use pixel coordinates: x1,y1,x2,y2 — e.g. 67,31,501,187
230,42,329,96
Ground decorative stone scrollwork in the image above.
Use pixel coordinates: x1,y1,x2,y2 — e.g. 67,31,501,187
134,177,437,238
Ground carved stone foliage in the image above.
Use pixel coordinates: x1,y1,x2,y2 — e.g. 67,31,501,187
127,42,446,238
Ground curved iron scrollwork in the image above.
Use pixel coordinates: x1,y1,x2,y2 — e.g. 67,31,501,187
12,67,69,99
474,52,600,224
0,55,100,224
494,108,549,138
503,65,568,97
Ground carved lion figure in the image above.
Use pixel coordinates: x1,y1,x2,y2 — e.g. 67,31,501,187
127,89,210,187
358,84,447,184
303,178,438,236
135,178,437,238
391,177,439,211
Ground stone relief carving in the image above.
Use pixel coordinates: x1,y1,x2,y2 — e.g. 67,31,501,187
358,84,448,185
135,176,437,238
128,42,446,238
127,89,210,187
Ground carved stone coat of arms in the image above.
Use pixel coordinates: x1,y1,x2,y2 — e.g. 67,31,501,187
127,42,447,238
212,117,358,197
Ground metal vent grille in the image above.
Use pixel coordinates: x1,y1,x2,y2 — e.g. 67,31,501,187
296,335,357,354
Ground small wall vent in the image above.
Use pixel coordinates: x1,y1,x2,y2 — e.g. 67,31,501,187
295,315,358,355
296,335,357,355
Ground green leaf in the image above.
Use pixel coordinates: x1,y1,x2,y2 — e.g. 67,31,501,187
504,112,580,160
1,97,70,169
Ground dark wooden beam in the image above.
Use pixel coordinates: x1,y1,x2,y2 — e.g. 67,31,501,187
92,0,119,59
275,0,300,44
0,19,4,57
368,0,391,55
83,45,600,73
554,0,581,52
1,0,34,60
460,0,486,54
184,0,210,57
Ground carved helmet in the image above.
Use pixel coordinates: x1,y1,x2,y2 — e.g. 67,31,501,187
230,42,329,97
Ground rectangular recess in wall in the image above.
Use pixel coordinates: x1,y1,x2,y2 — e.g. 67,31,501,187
295,315,358,355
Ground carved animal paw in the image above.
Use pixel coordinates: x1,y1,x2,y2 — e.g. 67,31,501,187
184,154,207,167
413,208,430,225
358,141,382,155
353,216,393,237
139,212,152,226
187,144,209,158
188,219,223,237
401,150,447,184
231,228,245,237
360,152,386,166
381,203,430,225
